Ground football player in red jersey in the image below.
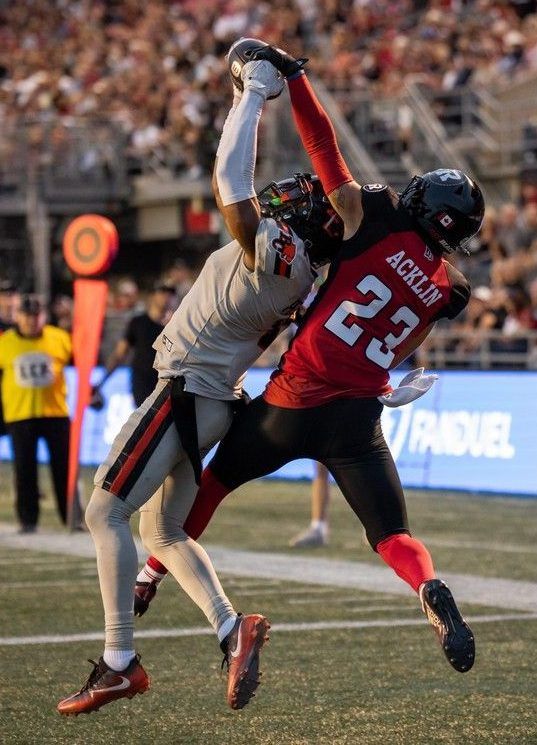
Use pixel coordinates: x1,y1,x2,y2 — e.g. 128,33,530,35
179,48,485,674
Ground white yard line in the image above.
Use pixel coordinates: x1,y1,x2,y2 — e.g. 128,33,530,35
1,613,536,647
0,555,95,566
421,536,537,555
2,524,537,611
5,579,97,590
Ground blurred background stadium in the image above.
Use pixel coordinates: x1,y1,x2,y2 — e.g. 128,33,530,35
0,1,536,743
1,0,537,371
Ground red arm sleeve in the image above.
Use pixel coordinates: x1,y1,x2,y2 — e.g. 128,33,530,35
288,73,353,195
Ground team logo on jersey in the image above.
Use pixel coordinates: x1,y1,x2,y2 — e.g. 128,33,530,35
14,352,54,388
424,246,434,261
272,223,297,278
363,183,386,192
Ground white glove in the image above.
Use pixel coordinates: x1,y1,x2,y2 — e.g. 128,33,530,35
378,368,438,408
241,59,284,101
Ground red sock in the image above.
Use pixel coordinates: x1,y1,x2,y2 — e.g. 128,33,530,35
376,533,435,593
183,467,231,540
147,555,167,576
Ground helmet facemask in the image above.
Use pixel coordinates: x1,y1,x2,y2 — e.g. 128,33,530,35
258,173,344,268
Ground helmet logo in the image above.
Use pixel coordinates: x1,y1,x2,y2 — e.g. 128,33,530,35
230,60,242,77
438,213,454,228
436,169,462,182
273,224,297,266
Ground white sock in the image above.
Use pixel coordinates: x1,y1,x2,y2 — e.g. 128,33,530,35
136,564,166,584
217,613,238,643
103,648,136,671
311,520,328,538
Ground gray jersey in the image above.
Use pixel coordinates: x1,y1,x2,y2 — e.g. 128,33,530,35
153,218,315,399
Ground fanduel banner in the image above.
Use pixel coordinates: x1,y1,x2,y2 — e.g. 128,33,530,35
242,369,536,496
0,368,534,496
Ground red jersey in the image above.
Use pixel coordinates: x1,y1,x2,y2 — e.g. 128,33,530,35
265,185,470,408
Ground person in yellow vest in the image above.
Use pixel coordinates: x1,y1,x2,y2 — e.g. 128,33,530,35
0,294,72,533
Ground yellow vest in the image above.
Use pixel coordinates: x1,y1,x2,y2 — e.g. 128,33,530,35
0,326,72,422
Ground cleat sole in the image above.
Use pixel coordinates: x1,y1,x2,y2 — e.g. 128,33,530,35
57,684,149,716
229,618,270,710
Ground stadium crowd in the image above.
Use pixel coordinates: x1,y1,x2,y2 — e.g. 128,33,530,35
1,0,537,174
0,0,536,364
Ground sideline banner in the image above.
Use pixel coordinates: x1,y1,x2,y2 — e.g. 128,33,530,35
0,368,534,496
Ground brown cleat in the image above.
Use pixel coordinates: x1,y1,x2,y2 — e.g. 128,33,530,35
57,654,150,716
221,613,271,710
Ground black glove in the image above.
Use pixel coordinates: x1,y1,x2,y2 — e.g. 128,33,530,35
251,44,308,79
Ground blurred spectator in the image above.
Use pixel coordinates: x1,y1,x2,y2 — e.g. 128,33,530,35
0,280,20,330
496,203,521,256
514,202,537,249
50,294,73,332
95,282,178,406
99,277,143,363
164,258,196,304
289,462,331,548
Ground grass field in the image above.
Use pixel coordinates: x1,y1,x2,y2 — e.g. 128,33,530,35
1,464,536,745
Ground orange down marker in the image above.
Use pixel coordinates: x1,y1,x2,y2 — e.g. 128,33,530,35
63,215,119,528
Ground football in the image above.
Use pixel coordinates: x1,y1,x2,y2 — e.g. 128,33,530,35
226,37,283,99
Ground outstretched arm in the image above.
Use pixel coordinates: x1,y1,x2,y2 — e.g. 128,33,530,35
288,72,363,237
253,46,363,237
213,60,283,268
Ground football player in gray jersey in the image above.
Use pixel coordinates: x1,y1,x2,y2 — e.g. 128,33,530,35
58,57,343,717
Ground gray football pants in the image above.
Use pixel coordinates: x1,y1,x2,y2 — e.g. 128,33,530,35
85,379,235,651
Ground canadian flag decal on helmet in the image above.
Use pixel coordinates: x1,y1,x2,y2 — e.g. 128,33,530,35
438,213,454,228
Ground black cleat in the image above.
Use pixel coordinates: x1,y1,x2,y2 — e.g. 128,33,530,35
420,579,475,673
134,580,158,617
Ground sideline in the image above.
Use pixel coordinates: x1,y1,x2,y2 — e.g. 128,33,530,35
1,524,537,612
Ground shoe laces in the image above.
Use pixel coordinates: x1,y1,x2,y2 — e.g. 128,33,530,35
219,614,243,673
220,635,231,673
81,658,107,692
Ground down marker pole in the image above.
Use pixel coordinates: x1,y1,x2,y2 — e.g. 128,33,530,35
63,214,119,529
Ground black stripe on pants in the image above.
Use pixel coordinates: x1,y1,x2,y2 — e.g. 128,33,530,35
7,417,70,527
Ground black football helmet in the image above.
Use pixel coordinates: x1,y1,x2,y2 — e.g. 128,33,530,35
227,37,282,99
258,173,344,268
399,169,485,255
